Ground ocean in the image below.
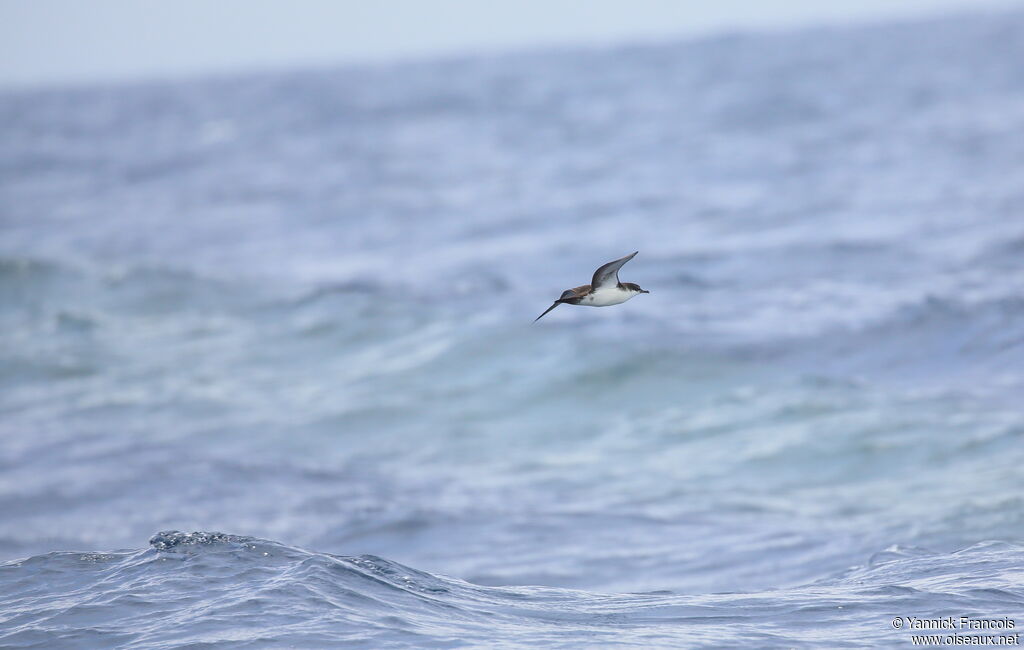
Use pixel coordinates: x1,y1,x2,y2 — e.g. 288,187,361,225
2,9,1024,648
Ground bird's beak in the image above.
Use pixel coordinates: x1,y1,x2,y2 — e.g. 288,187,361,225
641,290,650,294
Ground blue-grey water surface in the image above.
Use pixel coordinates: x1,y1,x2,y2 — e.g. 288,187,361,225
2,10,1024,648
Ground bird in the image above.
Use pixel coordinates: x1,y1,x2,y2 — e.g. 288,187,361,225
534,251,649,322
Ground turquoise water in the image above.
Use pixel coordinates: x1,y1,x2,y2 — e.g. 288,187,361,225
2,9,1024,648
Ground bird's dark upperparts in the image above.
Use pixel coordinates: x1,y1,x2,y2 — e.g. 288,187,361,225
535,252,649,322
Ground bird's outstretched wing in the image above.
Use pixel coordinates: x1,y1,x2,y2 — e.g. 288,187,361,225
591,251,638,290
534,302,561,322
534,286,590,322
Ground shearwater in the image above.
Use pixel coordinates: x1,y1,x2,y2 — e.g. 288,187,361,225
534,251,649,322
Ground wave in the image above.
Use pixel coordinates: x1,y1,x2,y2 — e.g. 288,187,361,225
1,531,1022,648
781,294,1024,385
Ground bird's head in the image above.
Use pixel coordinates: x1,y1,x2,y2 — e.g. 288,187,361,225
623,282,649,295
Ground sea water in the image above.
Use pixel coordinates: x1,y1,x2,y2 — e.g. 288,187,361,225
2,10,1023,648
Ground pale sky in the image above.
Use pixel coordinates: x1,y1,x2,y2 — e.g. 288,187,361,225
0,0,1019,87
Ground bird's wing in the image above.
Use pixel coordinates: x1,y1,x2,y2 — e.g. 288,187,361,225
591,251,638,290
534,302,561,322
535,285,591,322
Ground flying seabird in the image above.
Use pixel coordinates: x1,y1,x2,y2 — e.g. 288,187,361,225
534,251,649,322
